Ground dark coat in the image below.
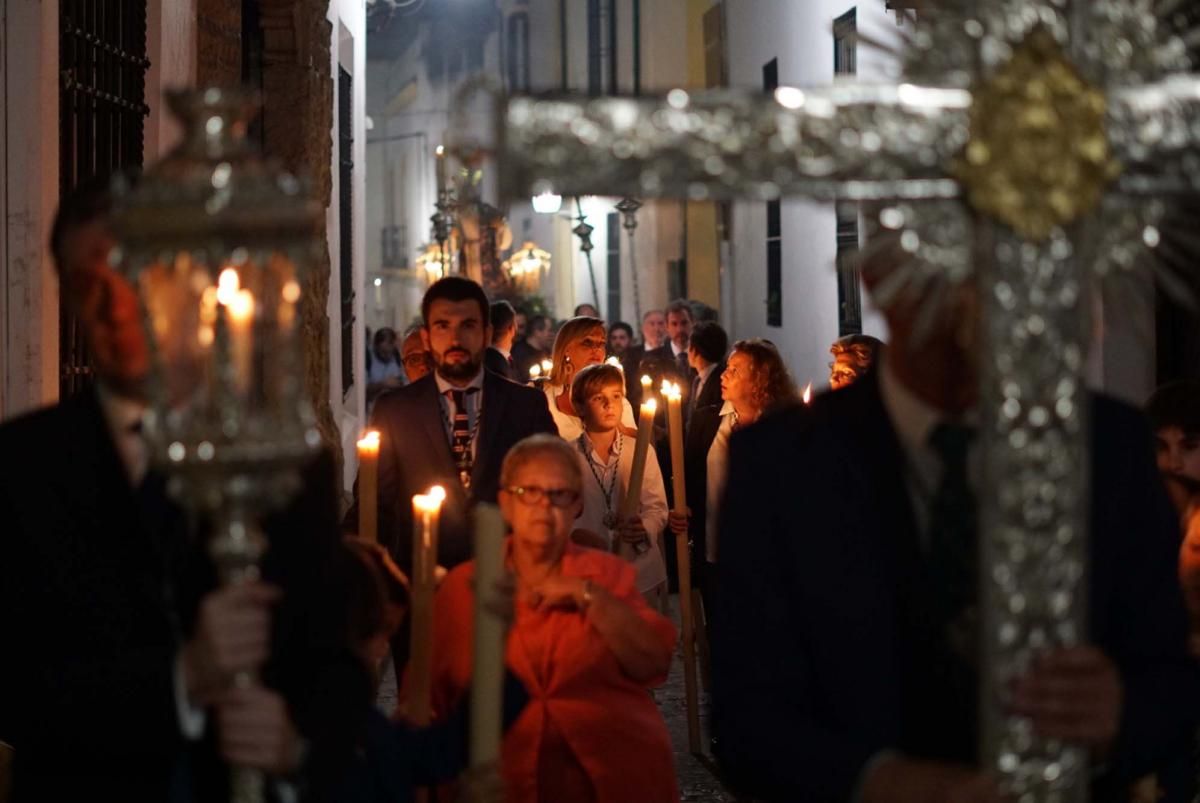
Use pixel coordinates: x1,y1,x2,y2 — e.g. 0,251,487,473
344,370,557,571
510,340,547,384
0,389,370,803
484,347,514,381
712,370,1200,802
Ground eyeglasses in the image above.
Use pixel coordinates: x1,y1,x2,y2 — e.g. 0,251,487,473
505,485,581,508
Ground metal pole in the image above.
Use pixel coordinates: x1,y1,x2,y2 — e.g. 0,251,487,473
573,198,601,315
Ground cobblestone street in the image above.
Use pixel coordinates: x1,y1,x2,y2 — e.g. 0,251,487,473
376,594,735,801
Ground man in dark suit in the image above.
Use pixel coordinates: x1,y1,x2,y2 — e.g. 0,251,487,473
713,267,1200,801
681,321,728,577
484,300,517,380
0,180,368,802
642,299,696,393
511,314,552,383
345,277,557,572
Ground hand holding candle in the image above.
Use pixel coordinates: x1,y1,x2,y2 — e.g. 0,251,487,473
356,430,380,543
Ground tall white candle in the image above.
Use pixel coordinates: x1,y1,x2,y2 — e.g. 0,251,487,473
469,504,508,767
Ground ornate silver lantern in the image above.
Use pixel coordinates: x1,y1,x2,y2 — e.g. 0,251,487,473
111,87,323,803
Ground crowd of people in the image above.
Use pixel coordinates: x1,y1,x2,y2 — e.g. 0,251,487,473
2,181,1200,803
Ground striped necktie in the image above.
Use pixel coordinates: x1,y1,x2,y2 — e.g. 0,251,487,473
448,388,479,488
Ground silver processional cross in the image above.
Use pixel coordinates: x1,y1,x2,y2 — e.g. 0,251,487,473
484,1,1200,798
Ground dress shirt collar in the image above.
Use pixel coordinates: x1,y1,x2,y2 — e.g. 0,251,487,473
496,345,512,360
671,339,687,358
878,349,978,453
719,399,736,418
95,382,148,485
434,367,485,396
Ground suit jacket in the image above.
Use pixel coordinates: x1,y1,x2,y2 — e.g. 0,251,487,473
0,389,370,803
688,361,724,421
484,347,514,381
712,371,1200,802
619,345,646,407
345,370,557,571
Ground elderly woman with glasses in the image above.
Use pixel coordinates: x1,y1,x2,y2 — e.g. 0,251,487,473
542,316,636,441
425,435,679,803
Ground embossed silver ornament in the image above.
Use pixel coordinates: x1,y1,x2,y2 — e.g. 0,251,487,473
489,2,1200,800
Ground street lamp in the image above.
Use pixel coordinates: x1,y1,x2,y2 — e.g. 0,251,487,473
532,189,563,214
111,87,322,803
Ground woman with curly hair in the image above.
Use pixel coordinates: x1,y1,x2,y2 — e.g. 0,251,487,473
670,339,797,614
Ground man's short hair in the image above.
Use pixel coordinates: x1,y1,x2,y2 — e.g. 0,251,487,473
570,363,625,415
609,321,634,339
690,321,729,364
49,174,114,273
421,276,490,325
373,327,397,348
1147,380,1200,436
527,314,551,336
665,299,693,321
642,309,664,323
574,303,599,316
490,300,516,334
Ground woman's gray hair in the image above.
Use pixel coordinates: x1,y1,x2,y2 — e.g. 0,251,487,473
499,434,583,490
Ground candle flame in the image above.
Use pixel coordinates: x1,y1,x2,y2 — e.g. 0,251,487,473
413,485,446,514
665,381,682,402
802,382,813,404
436,145,445,156
643,398,657,414
228,288,255,322
661,379,672,395
529,364,542,379
216,268,240,306
356,429,380,452
281,280,301,303
605,356,623,371
640,374,652,388
541,359,553,373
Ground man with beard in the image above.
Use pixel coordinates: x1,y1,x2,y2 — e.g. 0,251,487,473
345,276,557,574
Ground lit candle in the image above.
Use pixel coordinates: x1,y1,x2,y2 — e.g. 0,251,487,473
540,358,553,376
802,381,813,405
665,381,702,754
356,430,380,543
469,503,508,767
529,363,542,381
408,484,446,727
617,398,657,542
216,267,255,396
435,145,447,197
641,374,652,397
605,355,623,371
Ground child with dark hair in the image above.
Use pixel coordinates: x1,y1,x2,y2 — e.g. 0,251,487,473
1147,381,1200,660
1147,380,1200,515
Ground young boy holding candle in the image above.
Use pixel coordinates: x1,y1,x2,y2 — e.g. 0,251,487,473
569,363,670,603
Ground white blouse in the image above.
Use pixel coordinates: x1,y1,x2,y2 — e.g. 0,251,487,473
573,431,669,593
544,383,637,442
706,401,738,564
